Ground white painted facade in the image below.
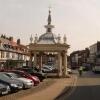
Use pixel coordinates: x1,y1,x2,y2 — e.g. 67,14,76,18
0,37,29,68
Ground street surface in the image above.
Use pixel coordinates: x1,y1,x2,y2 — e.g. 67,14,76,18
0,74,75,100
59,70,100,100
18,77,75,100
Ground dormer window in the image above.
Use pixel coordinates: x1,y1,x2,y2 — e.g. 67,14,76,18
3,44,7,48
8,45,10,49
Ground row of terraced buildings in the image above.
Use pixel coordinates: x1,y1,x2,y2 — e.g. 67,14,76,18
0,35,29,70
70,41,100,69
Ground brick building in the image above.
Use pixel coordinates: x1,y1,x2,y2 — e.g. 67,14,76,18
70,48,90,69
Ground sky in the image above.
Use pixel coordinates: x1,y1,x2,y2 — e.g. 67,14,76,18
0,0,100,54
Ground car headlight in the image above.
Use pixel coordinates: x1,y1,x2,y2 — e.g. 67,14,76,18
11,84,18,87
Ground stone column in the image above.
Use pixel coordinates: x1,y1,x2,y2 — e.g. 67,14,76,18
29,51,33,67
63,51,68,77
34,52,37,67
40,55,42,68
57,52,62,77
39,52,43,71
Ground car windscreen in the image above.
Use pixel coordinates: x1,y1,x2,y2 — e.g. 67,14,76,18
6,73,21,78
0,73,11,80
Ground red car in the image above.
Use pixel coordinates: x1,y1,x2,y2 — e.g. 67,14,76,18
8,70,40,86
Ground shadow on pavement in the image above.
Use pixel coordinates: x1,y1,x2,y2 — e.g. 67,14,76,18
55,85,100,100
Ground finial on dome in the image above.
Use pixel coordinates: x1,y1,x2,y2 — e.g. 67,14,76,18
34,34,38,44
48,6,51,25
58,34,61,43
63,34,67,44
30,34,33,43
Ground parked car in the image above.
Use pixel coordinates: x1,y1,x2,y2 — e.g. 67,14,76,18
5,72,34,89
67,68,72,74
9,70,40,86
16,68,46,81
0,72,23,92
43,64,58,73
82,63,91,71
92,63,100,73
42,66,53,73
0,83,10,95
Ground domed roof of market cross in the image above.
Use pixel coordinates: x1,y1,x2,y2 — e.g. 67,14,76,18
37,9,57,44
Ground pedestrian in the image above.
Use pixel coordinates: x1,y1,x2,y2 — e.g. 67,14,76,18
78,66,83,76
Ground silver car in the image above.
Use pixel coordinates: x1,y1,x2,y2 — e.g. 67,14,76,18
5,72,34,89
0,83,10,95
